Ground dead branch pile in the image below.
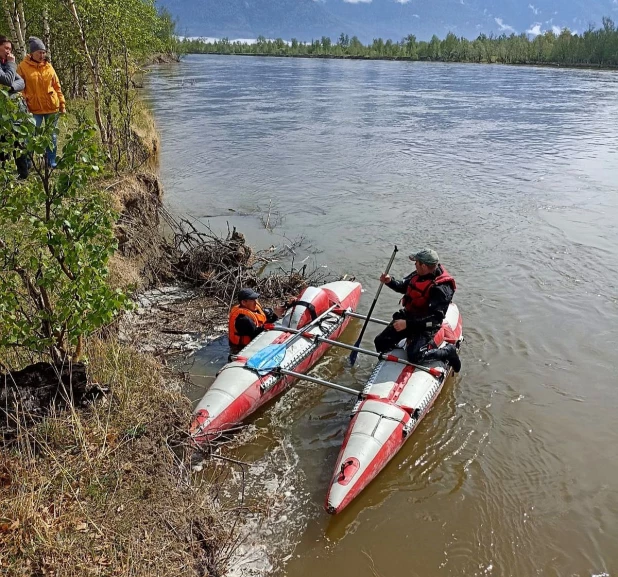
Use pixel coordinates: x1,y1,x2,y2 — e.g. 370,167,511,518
160,208,338,304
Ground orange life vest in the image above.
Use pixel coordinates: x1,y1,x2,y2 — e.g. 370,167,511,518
401,266,456,317
228,303,268,347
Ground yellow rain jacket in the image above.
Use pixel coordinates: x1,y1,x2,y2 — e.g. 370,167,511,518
17,56,65,115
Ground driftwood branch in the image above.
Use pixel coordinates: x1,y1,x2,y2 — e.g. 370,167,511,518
157,209,336,305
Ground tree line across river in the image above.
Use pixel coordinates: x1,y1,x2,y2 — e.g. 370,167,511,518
180,17,618,68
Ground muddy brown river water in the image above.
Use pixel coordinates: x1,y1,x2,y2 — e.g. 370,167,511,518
146,55,618,577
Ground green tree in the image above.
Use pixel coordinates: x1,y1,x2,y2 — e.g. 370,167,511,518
428,35,441,59
349,36,363,56
371,37,385,56
441,32,459,61
404,34,418,59
0,96,130,361
1,0,178,167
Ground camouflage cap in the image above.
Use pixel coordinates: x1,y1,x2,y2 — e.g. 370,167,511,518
409,248,440,265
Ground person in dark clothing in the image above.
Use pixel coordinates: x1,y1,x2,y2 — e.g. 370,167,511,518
228,287,284,354
374,248,461,371
0,36,29,179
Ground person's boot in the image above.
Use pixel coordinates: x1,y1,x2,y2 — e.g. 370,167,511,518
446,344,461,373
423,344,461,373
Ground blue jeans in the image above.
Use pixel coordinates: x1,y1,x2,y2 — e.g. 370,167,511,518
33,113,59,167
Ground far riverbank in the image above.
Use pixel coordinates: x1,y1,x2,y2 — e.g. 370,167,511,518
187,51,618,72
178,20,618,71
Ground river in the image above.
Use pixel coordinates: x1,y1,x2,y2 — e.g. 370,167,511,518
146,55,618,577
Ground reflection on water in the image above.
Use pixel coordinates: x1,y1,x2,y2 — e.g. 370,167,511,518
146,56,618,577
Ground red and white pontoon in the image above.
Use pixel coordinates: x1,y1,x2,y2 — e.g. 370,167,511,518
190,281,362,443
325,303,463,514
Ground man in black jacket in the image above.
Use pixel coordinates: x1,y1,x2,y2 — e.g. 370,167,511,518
374,248,461,371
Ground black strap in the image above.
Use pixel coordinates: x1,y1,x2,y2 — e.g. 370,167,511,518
290,300,318,321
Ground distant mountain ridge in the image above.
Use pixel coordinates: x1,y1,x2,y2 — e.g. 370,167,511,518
160,0,348,40
159,0,618,42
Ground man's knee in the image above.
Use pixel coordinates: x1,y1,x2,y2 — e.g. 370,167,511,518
374,325,399,353
374,332,389,353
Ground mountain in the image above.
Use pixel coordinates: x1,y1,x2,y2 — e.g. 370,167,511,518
159,0,618,42
161,0,349,39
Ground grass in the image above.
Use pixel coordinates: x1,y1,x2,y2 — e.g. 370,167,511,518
0,339,235,577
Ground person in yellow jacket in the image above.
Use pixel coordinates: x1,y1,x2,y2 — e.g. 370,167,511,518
17,37,65,168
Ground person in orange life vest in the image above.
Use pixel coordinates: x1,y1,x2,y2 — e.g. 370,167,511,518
228,287,285,353
374,248,461,372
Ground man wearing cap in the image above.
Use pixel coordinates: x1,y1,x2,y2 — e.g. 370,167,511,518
374,248,461,371
228,288,284,352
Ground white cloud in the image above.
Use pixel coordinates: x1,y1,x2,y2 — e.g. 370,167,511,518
412,13,420,18
395,0,411,3
343,0,372,3
551,25,562,34
526,23,543,36
528,4,539,15
494,17,515,32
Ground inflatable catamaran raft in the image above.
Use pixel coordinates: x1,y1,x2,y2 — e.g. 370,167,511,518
325,302,463,514
190,280,362,443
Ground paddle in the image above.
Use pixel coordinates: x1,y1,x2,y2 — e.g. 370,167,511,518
349,245,398,366
263,323,445,378
245,303,339,373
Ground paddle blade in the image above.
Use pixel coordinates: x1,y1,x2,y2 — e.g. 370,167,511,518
246,344,286,373
349,338,361,366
